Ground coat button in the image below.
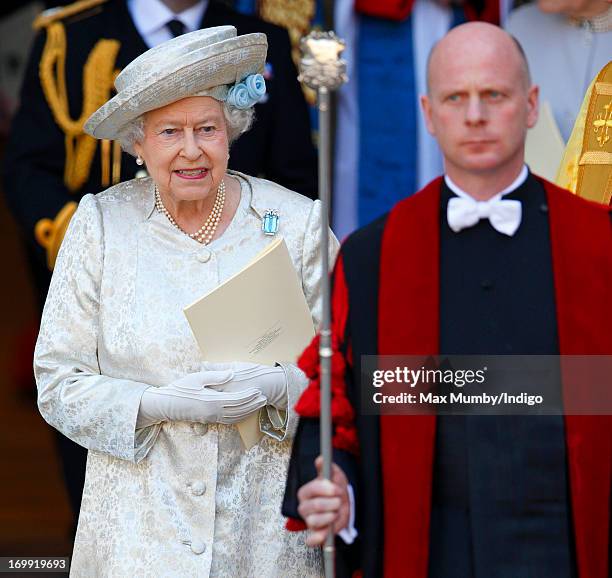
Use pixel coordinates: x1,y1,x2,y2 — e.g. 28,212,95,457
191,481,206,496
191,423,208,435
190,540,206,555
197,249,211,263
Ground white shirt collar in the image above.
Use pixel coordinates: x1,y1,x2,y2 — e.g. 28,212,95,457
128,0,207,37
444,165,529,202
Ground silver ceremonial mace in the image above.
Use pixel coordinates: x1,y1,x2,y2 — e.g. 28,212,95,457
298,31,348,578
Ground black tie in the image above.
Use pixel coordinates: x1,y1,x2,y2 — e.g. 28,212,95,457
166,19,186,38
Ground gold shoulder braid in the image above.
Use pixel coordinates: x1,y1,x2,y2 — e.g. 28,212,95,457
38,21,120,192
33,0,108,30
557,61,612,204
35,201,78,270
258,0,317,105
35,8,120,269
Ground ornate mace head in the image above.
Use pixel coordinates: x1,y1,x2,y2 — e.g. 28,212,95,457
298,30,348,91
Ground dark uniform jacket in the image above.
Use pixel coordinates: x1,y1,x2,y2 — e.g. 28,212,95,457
283,175,612,578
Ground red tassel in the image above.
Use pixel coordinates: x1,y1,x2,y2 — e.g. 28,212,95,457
285,517,307,532
294,384,321,418
294,252,360,454
331,350,346,378
331,395,355,425
333,425,360,456
297,334,321,379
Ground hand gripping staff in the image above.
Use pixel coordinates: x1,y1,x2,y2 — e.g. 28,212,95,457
298,31,348,578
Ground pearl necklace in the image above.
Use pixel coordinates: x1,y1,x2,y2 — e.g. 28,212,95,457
154,179,226,245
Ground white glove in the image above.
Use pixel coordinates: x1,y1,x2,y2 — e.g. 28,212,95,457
203,362,288,409
137,370,267,429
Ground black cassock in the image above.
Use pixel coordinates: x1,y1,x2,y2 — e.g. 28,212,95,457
284,174,586,578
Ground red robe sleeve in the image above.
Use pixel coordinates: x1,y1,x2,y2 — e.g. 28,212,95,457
294,253,359,455
285,253,360,533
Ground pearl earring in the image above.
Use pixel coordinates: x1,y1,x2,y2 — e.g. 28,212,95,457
136,156,144,166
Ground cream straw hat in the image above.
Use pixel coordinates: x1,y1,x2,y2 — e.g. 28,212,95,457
84,26,267,140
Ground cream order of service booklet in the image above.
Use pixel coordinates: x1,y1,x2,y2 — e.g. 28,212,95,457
184,237,315,448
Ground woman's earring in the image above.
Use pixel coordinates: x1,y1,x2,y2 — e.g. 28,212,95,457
136,156,144,166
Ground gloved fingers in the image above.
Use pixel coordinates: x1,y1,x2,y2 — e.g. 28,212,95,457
222,392,267,412
220,388,265,406
218,411,262,425
209,370,287,407
231,365,282,381
251,372,287,389
149,385,262,404
170,370,234,392
254,371,288,408
206,380,263,395
198,369,236,386
219,394,267,423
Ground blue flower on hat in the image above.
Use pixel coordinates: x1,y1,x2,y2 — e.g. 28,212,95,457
227,83,250,108
227,74,266,109
245,74,266,100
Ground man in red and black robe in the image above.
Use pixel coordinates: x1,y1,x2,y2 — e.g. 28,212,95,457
282,22,612,578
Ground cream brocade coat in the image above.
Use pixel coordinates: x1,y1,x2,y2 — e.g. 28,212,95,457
34,172,338,577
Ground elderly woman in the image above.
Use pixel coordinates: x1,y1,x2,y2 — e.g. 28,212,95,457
34,26,336,577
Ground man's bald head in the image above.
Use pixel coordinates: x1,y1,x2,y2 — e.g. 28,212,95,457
419,21,539,195
426,23,531,95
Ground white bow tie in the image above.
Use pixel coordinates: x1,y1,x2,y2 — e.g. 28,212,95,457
447,195,522,236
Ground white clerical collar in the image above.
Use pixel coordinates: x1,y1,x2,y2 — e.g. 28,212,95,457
128,0,207,39
444,165,529,202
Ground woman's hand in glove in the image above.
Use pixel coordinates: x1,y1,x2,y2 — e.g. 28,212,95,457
202,362,288,409
137,370,267,428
